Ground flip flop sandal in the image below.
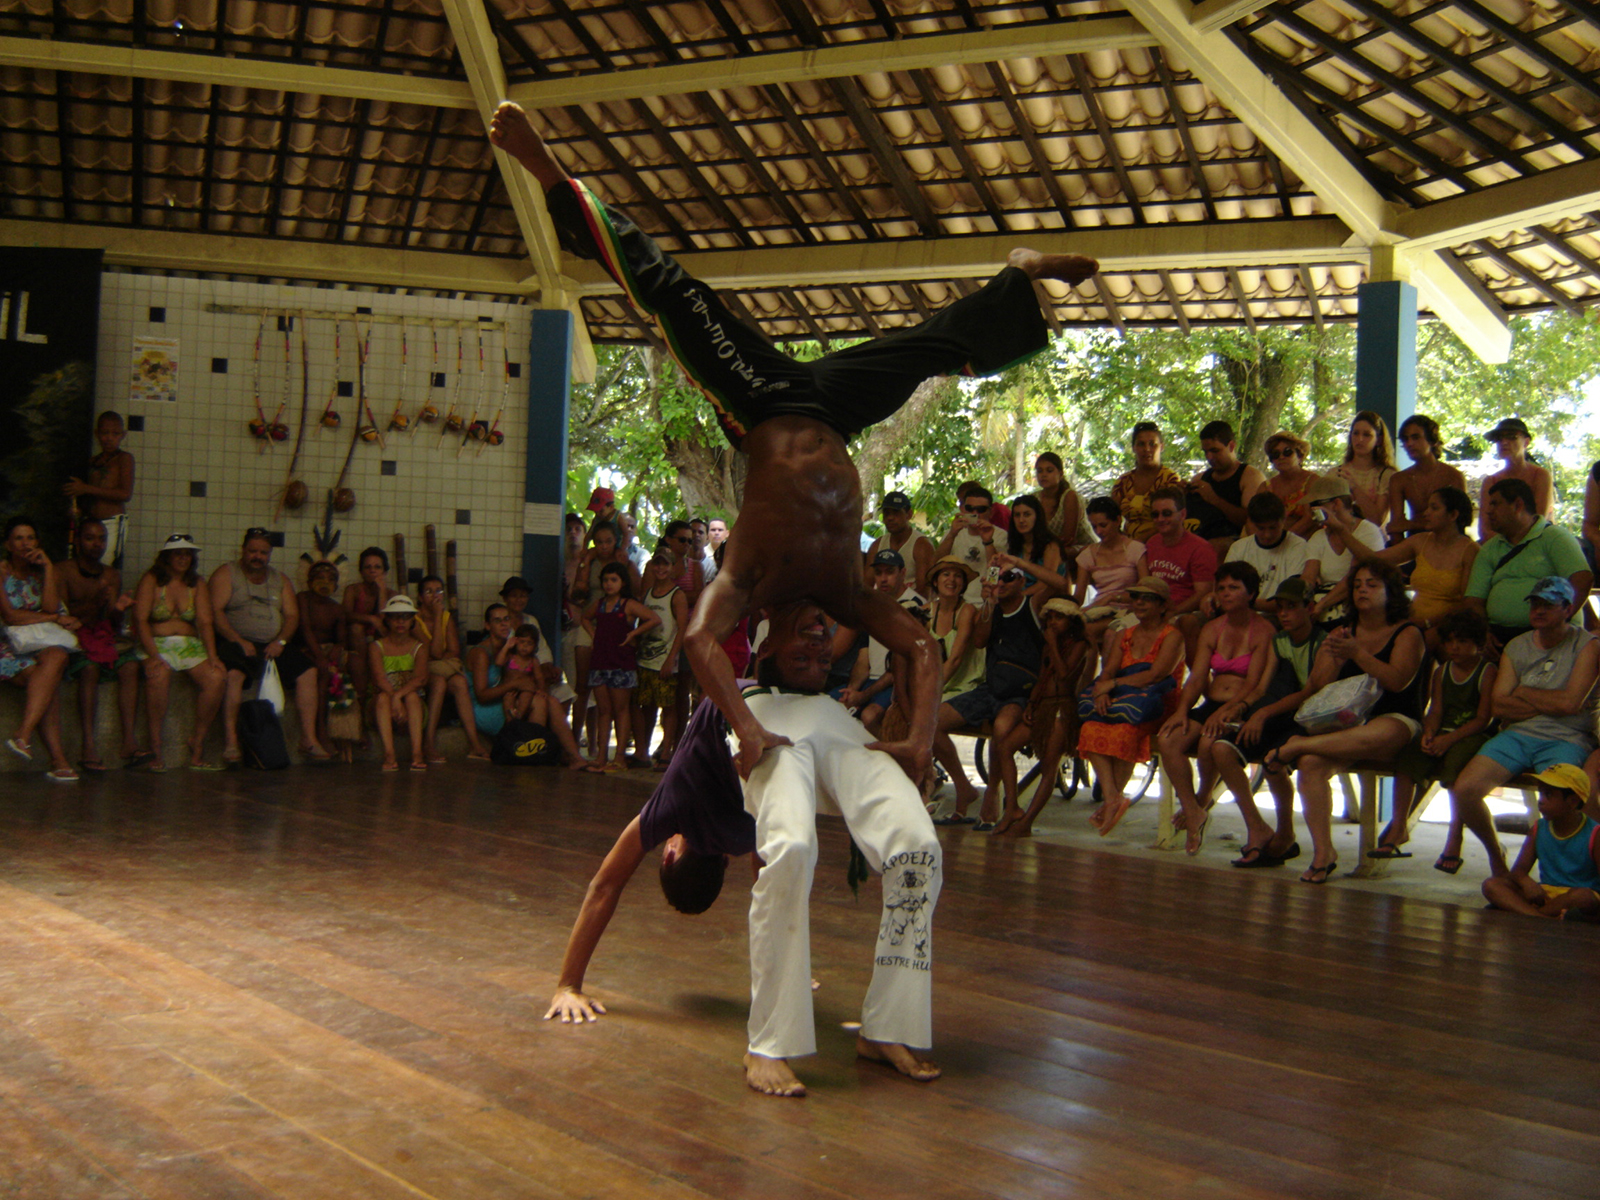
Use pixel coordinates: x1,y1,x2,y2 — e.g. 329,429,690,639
410,762,428,772
7,737,33,762
1300,860,1338,884
187,760,227,772
1232,845,1271,868
973,821,997,832
1433,855,1464,875
45,767,80,783
78,760,108,776
123,751,156,770
932,814,976,827
1367,844,1414,859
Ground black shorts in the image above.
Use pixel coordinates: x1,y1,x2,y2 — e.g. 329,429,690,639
547,180,1049,450
218,639,313,686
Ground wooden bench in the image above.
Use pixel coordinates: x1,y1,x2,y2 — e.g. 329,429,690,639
1332,768,1541,879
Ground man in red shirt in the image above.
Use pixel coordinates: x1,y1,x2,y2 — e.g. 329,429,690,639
1137,487,1217,656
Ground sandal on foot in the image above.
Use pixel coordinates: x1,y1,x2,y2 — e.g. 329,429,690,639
932,814,976,827
1433,854,1464,875
1232,845,1270,868
973,821,997,832
6,737,33,762
1185,814,1211,856
78,759,107,776
1300,860,1338,884
381,761,400,773
45,767,80,783
187,760,226,772
1367,843,1413,860
123,750,155,770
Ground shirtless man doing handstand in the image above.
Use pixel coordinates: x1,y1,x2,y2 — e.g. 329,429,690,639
491,100,1095,1094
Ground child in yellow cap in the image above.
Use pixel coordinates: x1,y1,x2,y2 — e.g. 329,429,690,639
1482,763,1600,920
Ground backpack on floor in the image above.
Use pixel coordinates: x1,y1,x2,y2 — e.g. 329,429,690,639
491,720,562,766
237,698,291,770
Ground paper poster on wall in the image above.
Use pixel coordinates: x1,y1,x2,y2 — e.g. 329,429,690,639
131,336,179,402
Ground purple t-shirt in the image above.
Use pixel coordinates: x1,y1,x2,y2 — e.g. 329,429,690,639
1142,531,1217,607
636,698,755,857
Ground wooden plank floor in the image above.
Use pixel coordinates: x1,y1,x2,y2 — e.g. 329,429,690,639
1,763,1597,1200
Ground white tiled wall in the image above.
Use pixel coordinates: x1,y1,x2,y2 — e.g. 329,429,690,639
95,275,533,617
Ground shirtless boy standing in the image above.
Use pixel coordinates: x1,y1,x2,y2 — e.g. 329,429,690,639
298,561,348,750
64,411,135,566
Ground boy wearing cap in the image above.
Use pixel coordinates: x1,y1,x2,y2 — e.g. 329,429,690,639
1481,763,1600,919
840,549,928,734
1466,478,1590,649
1301,476,1385,625
1448,577,1600,877
1478,418,1552,541
865,492,935,595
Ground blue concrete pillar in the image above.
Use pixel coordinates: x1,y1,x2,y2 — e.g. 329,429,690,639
1354,279,1417,827
522,308,573,658
1354,279,1418,440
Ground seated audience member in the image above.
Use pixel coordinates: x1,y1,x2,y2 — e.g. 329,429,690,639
133,533,227,772
1372,608,1496,863
991,598,1095,839
1210,578,1322,868
1333,410,1398,532
634,552,690,767
1388,415,1467,540
297,560,347,750
1255,430,1320,538
1,516,79,780
1223,492,1307,612
865,491,935,595
927,556,984,701
416,574,489,763
960,480,1010,532
1467,478,1591,650
1300,476,1385,625
58,517,140,772
1481,763,1600,920
1155,562,1274,854
1077,577,1185,837
936,485,998,604
1032,452,1084,552
1327,485,1476,650
1138,488,1217,651
932,565,1045,828
1111,422,1184,543
839,549,927,735
1273,562,1426,884
210,529,331,764
990,494,1067,599
341,545,395,704
1478,417,1553,540
370,595,429,773
1186,420,1264,559
1074,496,1144,637
468,604,584,762
1446,577,1599,878
499,575,570,703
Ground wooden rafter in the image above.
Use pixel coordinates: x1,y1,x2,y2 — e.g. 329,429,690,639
1225,268,1258,334
906,69,1010,232
1298,265,1324,331
1152,50,1219,222
1068,56,1148,226
1470,240,1579,311
1157,269,1191,335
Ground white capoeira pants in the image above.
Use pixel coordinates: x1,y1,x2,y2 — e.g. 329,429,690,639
742,689,941,1059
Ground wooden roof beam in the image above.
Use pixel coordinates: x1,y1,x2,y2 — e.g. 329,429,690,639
1394,158,1600,251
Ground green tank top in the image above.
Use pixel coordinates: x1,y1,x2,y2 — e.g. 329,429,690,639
382,642,418,675
1439,658,1487,732
936,624,986,698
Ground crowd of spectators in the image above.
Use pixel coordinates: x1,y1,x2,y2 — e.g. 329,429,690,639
6,408,1599,916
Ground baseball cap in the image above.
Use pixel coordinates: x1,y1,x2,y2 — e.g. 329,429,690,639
1531,762,1590,802
1486,417,1530,441
586,486,616,512
1126,577,1171,602
1525,576,1576,606
881,491,911,511
872,548,905,569
1272,576,1311,605
499,575,532,596
1306,476,1352,504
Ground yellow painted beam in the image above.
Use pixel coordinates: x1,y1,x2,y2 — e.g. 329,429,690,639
1189,0,1278,36
560,217,1362,292
1394,159,1600,252
0,35,477,108
505,17,1157,108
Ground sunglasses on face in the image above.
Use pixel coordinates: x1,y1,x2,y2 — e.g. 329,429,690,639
962,505,990,515
1269,448,1299,460
999,568,1025,583
671,534,691,544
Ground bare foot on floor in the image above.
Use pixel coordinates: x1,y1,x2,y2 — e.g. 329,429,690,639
1007,246,1099,285
856,1036,941,1082
744,1052,806,1097
998,822,1033,839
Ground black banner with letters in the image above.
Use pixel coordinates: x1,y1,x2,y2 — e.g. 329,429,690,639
0,247,102,548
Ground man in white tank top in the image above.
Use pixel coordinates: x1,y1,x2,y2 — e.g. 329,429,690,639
865,491,935,595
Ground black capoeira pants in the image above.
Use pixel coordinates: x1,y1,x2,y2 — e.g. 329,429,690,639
546,179,1050,450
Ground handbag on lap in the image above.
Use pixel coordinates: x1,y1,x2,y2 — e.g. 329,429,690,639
6,621,80,654
1293,674,1384,735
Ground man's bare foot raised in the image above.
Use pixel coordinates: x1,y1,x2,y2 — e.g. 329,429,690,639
856,1036,941,1081
1007,246,1099,285
487,101,568,188
744,1052,806,1097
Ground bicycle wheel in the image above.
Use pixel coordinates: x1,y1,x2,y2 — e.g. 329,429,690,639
1058,756,1086,801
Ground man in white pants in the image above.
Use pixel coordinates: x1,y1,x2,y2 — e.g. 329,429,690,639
741,601,942,1097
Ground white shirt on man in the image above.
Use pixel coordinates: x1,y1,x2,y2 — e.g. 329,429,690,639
1225,531,1309,599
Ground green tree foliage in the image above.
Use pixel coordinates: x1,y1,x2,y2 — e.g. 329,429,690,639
568,311,1600,540
1,362,95,554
